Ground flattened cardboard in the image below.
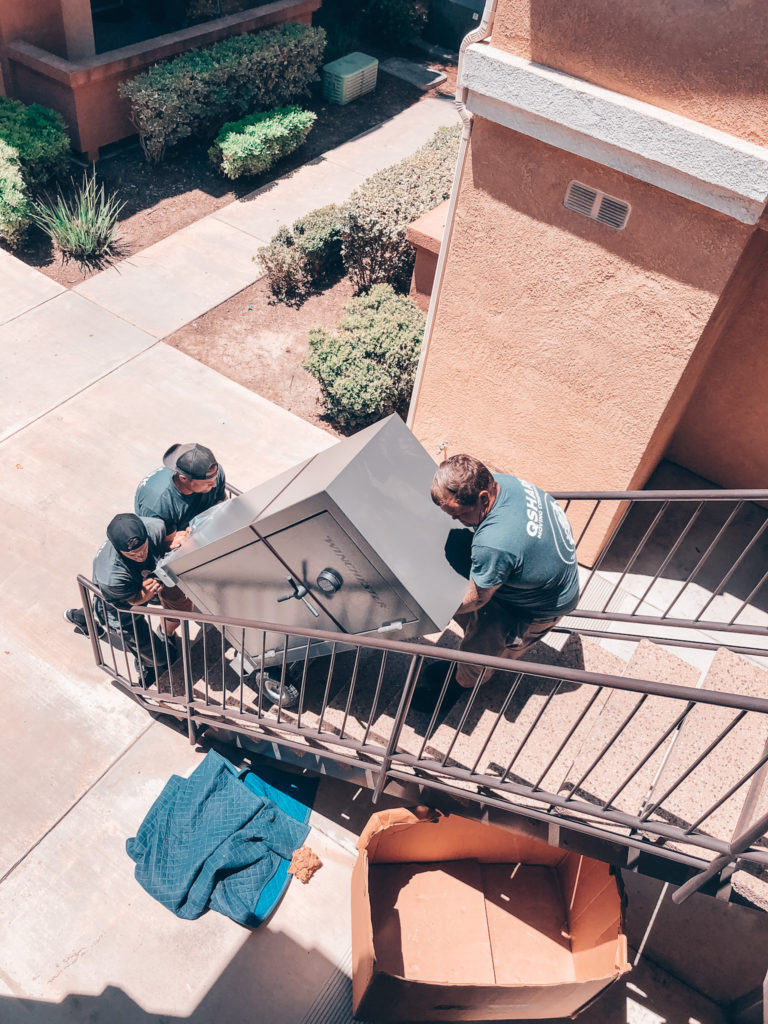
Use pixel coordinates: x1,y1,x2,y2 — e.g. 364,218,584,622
484,865,572,985
371,862,495,984
352,809,630,1021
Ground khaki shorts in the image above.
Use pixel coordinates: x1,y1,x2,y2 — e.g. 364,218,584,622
454,603,561,687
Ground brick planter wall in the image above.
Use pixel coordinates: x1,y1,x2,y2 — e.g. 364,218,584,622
3,0,321,160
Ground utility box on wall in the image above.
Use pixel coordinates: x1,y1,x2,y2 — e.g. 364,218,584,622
160,416,467,669
425,0,485,51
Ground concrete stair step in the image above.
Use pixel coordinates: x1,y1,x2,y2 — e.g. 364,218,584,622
245,649,409,758
398,637,624,789
299,648,409,747
640,647,768,907
647,648,768,838
559,639,700,818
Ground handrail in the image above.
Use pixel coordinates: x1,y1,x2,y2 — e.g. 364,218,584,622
74,481,768,907
551,488,768,501
75,576,768,714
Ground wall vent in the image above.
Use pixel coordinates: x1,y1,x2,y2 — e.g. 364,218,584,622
564,181,630,229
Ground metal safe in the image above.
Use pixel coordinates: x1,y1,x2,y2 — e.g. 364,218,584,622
158,415,468,671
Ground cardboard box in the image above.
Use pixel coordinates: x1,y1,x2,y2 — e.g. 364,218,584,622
351,809,630,1021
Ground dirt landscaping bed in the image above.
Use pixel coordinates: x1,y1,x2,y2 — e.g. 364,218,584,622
166,274,354,436
13,59,456,290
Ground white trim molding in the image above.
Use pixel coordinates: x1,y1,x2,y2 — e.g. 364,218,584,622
462,44,768,224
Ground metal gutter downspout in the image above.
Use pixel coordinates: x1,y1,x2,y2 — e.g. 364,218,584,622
407,0,497,432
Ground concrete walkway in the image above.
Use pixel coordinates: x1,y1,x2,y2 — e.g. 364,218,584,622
73,96,457,338
0,94,742,1024
0,95,460,1024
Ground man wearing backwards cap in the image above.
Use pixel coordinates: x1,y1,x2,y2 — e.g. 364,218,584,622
89,513,193,686
134,443,226,548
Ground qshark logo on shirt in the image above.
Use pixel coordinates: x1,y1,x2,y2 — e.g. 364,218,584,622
520,479,544,540
546,497,577,565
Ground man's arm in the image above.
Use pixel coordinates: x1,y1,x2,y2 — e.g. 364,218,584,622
166,529,189,550
456,580,500,616
127,577,164,605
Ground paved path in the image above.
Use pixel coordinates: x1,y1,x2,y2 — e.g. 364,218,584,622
74,96,458,338
0,94,459,1024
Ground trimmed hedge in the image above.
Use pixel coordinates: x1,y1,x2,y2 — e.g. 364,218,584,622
0,98,70,188
0,142,32,248
209,105,316,179
304,284,425,431
119,23,326,163
0,98,70,247
257,203,344,301
340,124,460,293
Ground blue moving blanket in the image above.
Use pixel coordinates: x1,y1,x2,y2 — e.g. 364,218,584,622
126,750,310,927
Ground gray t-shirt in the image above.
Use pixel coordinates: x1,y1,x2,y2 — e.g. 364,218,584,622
470,474,579,616
93,516,167,609
134,466,226,534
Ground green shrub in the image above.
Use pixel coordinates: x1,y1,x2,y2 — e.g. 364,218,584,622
304,284,425,430
340,124,460,293
119,23,326,163
0,98,70,189
31,170,125,266
0,141,32,248
363,0,428,43
209,105,316,179
258,203,344,301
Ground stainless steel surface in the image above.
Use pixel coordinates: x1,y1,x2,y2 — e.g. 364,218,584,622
162,416,468,667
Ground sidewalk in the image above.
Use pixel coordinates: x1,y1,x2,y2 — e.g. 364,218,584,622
73,96,458,338
0,96,458,1024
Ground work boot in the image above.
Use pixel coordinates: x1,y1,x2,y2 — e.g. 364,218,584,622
64,608,106,640
411,661,466,715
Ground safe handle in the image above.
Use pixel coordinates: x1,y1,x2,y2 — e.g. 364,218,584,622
276,576,319,617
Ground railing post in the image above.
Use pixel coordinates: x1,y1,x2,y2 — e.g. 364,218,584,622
372,655,423,804
672,801,768,905
180,619,196,745
78,578,104,668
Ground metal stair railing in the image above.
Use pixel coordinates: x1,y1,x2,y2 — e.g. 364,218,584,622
77,555,768,903
552,487,768,658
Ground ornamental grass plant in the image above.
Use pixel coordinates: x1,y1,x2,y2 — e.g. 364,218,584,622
31,170,125,268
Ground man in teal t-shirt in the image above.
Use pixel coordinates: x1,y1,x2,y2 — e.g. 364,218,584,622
135,442,226,547
430,454,579,688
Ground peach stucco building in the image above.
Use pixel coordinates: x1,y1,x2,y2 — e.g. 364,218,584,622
407,0,768,502
0,0,319,160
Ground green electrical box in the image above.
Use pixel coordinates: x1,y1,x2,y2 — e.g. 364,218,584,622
322,52,379,105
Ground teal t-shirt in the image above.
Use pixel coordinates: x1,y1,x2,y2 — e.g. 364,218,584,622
135,466,226,534
470,474,579,616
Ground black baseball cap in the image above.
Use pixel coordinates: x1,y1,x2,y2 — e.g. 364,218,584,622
107,513,148,553
163,443,218,480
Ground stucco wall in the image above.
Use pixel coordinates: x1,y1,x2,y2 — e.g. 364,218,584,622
0,0,67,58
492,0,768,146
409,118,752,502
667,228,768,488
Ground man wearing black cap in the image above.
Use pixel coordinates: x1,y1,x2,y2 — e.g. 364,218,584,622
134,443,226,548
77,513,192,685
